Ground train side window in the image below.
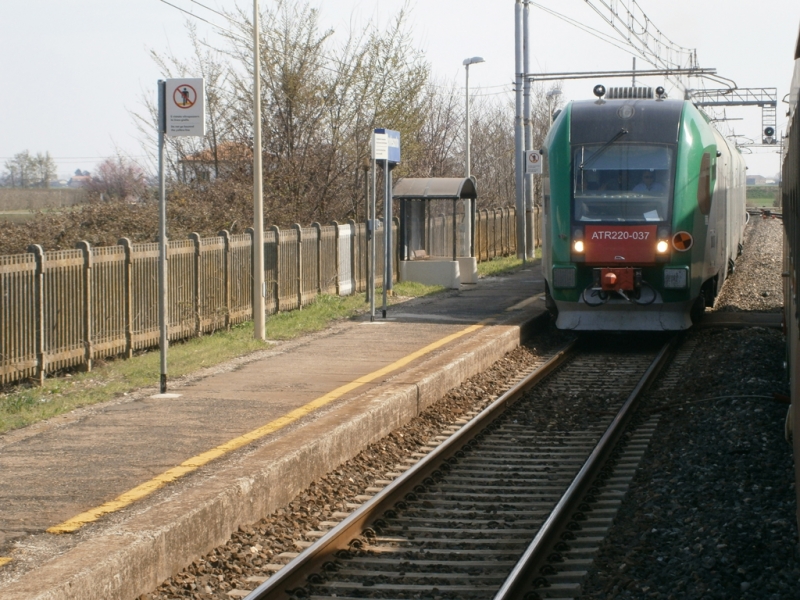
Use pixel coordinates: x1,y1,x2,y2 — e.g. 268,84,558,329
697,152,712,215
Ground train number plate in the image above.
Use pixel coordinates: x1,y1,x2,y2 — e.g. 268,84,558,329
584,225,657,264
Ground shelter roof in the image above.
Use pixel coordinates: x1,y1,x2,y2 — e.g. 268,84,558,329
392,177,477,200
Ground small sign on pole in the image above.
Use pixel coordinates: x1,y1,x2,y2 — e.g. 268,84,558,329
525,149,543,175
372,131,388,161
165,79,206,137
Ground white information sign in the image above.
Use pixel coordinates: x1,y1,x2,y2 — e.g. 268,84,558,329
525,150,543,175
166,78,206,137
372,131,388,160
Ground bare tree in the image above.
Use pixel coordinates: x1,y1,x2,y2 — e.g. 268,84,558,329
3,151,34,187
86,156,148,201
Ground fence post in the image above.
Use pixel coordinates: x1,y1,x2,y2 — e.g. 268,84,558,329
311,222,322,294
348,219,357,294
510,207,516,255
292,223,303,308
218,230,231,330
392,216,400,283
332,221,341,296
500,206,510,256
269,225,281,313
189,232,201,336
483,208,492,261
27,244,45,385
245,227,255,319
118,238,134,358
76,240,93,372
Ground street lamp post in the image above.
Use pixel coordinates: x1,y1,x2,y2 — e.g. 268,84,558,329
546,89,562,128
253,0,265,340
463,56,485,178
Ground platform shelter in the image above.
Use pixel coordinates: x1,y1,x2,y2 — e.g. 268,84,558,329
393,177,478,289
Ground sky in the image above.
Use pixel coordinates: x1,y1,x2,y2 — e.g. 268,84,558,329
1,0,798,180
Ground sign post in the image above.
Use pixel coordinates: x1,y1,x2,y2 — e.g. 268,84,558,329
371,129,400,320
525,150,542,256
157,78,206,394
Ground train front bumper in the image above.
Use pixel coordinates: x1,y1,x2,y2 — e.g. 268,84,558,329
554,297,694,331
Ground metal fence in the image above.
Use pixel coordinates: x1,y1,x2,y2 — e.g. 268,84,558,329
0,209,520,385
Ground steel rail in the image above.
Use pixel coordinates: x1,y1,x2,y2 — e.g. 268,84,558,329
244,339,579,600
493,336,677,600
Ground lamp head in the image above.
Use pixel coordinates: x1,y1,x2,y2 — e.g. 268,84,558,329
463,56,486,66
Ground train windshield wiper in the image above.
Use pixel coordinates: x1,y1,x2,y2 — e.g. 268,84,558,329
580,128,628,171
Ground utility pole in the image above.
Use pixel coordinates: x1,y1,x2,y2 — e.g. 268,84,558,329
514,0,526,261
252,0,265,340
523,0,533,260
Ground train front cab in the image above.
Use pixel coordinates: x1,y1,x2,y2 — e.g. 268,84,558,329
543,94,739,331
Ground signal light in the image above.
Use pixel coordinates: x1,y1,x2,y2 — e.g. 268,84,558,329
764,127,775,137
573,240,585,253
656,240,669,253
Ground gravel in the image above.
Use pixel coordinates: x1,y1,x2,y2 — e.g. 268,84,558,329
143,216,798,600
581,216,799,599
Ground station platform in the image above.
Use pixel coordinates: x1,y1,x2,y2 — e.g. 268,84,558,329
0,263,549,600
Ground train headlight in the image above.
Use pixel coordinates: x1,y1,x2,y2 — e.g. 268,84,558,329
656,240,669,253
573,240,585,253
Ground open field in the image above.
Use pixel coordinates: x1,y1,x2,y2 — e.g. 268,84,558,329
747,185,780,207
0,211,38,223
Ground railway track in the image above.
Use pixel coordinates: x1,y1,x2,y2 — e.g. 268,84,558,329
245,335,677,600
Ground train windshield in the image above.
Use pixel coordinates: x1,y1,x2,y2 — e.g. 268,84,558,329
573,143,674,223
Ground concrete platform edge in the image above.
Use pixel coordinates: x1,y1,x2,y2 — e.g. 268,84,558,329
2,310,549,600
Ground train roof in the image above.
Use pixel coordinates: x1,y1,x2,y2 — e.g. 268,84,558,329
570,98,685,145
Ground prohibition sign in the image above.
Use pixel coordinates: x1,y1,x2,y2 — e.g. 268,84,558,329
173,85,197,109
672,231,693,251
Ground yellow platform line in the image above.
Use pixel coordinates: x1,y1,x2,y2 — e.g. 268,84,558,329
506,293,543,311
0,557,11,567
48,323,484,534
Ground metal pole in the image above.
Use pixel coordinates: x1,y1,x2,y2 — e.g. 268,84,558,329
388,165,394,295
523,0,533,259
632,57,636,88
157,80,168,393
363,160,370,303
466,63,471,178
382,160,389,318
370,150,377,321
514,0,526,261
252,0,266,340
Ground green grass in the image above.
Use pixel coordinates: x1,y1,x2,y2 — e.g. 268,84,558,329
0,211,38,223
0,285,444,434
747,186,780,208
477,250,539,277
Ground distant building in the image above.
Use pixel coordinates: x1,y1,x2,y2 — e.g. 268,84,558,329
179,142,251,182
68,175,91,188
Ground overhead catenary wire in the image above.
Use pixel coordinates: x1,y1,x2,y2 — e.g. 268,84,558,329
527,1,646,62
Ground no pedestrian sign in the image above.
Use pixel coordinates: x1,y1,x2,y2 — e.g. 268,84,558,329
525,150,542,175
166,79,206,137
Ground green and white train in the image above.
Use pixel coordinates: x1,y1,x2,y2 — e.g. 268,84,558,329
542,85,747,330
